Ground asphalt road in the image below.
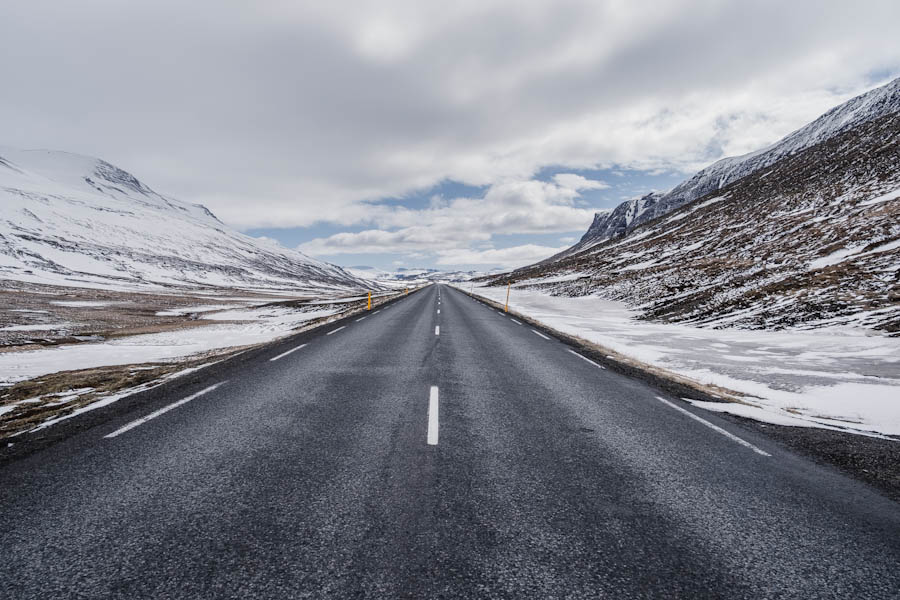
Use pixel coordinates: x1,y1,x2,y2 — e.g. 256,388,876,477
2,284,899,599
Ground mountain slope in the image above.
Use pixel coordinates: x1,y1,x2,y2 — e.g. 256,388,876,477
0,148,373,293
487,83,900,332
559,77,900,258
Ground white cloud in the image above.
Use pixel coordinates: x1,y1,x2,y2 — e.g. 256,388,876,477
1,0,899,270
298,178,598,256
252,235,284,247
552,173,609,190
435,244,567,268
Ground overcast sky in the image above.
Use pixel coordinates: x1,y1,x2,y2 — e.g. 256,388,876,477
2,1,898,271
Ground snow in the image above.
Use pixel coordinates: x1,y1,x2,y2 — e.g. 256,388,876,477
0,306,338,384
868,238,900,255
529,272,589,284
461,284,900,437
859,187,900,207
0,146,374,293
618,259,658,272
809,247,858,270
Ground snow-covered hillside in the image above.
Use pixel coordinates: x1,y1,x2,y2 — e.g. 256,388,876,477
0,148,373,293
563,77,900,256
488,77,900,332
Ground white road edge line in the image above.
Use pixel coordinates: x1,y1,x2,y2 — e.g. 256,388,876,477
327,326,346,335
655,396,771,457
105,382,226,439
435,326,440,336
355,317,366,322
270,343,308,362
373,310,381,314
427,386,439,445
510,318,522,325
531,329,550,340
566,349,606,369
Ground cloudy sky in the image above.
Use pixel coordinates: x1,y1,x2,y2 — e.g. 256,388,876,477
2,1,898,271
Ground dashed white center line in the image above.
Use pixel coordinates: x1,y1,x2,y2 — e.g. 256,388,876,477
435,326,440,336
355,316,366,322
270,343,308,362
427,386,440,445
437,309,440,314
105,382,226,439
531,329,550,340
327,325,346,335
655,396,771,457
567,349,605,369
510,318,522,325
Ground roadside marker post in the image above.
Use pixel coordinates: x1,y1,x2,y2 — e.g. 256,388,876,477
505,282,511,312
367,292,372,310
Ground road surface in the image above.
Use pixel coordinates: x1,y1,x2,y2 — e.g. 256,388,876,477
1,284,899,598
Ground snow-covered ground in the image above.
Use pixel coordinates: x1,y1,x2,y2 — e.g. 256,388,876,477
460,284,900,437
0,305,339,384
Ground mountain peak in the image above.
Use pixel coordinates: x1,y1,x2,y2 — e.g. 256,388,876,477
0,145,373,292
558,76,900,258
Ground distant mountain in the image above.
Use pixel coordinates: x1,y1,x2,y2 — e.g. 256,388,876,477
487,77,900,332
0,148,375,293
346,266,484,285
557,77,900,259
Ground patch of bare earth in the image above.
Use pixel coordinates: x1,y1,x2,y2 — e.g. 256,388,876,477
0,287,411,441
0,280,318,348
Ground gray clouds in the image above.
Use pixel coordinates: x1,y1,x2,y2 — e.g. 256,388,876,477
2,0,898,237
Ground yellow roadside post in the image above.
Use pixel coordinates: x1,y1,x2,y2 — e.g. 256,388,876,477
405,287,409,295
505,282,511,312
367,291,372,310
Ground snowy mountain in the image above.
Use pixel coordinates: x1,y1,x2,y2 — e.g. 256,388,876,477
346,266,485,285
0,148,375,293
486,77,900,332
561,77,900,257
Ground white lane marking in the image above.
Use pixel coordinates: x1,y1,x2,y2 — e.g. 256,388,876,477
531,329,550,340
105,382,226,439
327,325,346,335
655,396,771,457
435,326,440,336
355,317,366,322
373,310,381,314
510,318,522,325
270,343,308,362
567,349,606,370
437,309,440,314
427,386,439,445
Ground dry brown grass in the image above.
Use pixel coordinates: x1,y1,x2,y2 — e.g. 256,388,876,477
0,286,420,440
